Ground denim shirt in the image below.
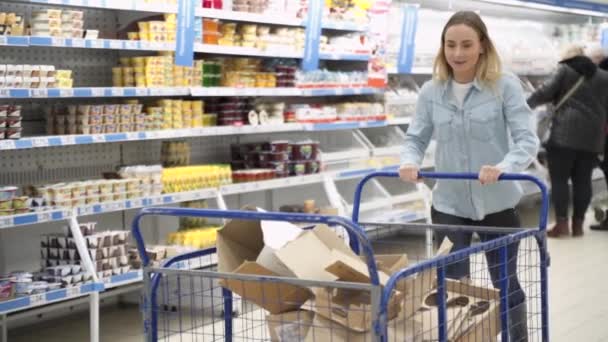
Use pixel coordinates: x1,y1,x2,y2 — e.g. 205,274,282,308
401,73,540,220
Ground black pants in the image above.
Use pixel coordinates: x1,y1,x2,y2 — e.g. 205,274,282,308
546,145,597,220
432,207,525,308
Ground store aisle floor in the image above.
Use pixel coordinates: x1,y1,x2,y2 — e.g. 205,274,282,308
7,205,608,341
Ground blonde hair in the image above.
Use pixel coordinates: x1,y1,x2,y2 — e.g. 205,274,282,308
433,11,502,85
560,44,584,60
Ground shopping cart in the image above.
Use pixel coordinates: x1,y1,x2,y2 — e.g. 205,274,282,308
132,171,549,342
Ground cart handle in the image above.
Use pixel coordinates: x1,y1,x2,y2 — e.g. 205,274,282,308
352,171,549,231
131,207,382,286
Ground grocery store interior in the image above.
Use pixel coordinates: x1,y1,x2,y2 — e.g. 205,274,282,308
1,0,608,341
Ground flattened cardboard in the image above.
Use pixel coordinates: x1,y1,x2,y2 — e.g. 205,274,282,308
325,249,391,285
398,237,454,319
275,225,353,282
219,261,312,315
217,218,264,273
266,310,315,341
412,280,501,342
217,206,301,273
256,245,296,277
375,254,409,274
312,286,404,333
302,311,422,342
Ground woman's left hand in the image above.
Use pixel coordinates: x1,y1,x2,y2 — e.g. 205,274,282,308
479,165,503,185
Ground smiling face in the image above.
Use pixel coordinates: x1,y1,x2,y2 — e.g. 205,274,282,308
443,24,484,83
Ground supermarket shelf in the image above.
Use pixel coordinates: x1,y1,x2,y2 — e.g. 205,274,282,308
304,120,387,131
387,117,412,125
18,0,179,13
348,198,392,213
196,8,304,26
371,146,401,157
190,87,300,97
14,2,372,30
221,174,323,195
195,44,369,60
321,20,369,32
0,87,383,99
0,209,72,230
190,87,383,97
5,36,175,51
102,270,142,289
104,251,218,289
303,87,383,96
194,43,303,59
0,189,218,230
0,121,402,151
6,38,367,60
0,282,104,315
361,209,427,227
391,192,425,205
0,87,189,99
0,165,401,229
319,52,370,61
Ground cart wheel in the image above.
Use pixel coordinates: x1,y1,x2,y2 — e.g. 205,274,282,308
594,206,605,222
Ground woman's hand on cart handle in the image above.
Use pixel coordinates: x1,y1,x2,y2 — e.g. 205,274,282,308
399,164,421,183
479,165,503,185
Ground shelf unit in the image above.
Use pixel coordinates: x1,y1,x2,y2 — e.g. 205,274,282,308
0,1,385,340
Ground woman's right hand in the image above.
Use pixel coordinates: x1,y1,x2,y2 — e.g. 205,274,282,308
399,164,420,183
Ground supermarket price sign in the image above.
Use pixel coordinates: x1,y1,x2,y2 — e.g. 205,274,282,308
397,4,419,74
175,0,196,66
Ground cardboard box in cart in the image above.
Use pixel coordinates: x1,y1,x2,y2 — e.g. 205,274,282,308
266,309,422,342
413,279,501,342
217,211,311,314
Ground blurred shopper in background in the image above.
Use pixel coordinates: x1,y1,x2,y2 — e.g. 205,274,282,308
588,47,608,230
527,44,608,237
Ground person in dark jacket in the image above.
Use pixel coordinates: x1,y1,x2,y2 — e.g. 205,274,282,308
527,45,608,237
591,56,608,230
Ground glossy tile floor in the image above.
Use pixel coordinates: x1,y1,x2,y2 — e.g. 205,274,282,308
7,203,608,342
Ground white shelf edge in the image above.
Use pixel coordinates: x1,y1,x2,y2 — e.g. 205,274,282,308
0,282,104,315
0,121,400,151
0,86,383,100
0,165,405,229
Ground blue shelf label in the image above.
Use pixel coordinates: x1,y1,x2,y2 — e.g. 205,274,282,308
46,289,67,302
73,88,92,97
14,140,33,149
7,36,29,46
302,0,324,71
175,0,196,66
9,89,29,98
0,297,29,313
397,5,419,74
13,214,38,226
47,89,61,97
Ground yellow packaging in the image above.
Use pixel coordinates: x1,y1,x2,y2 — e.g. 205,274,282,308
56,69,72,79
137,21,149,31
112,75,123,87
132,57,146,67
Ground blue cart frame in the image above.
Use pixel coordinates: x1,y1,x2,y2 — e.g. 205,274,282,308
133,171,550,342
